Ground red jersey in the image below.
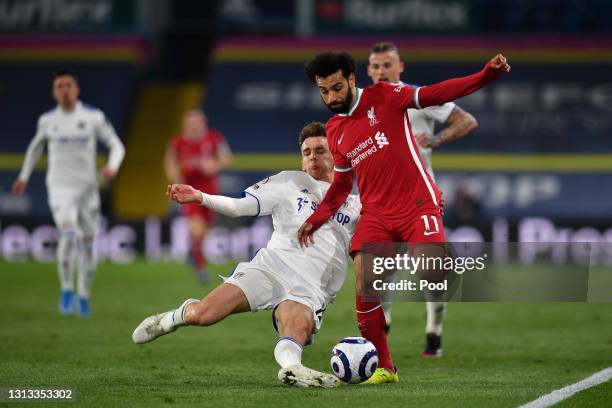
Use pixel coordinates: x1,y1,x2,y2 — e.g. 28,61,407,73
169,129,229,189
306,61,502,232
327,82,440,216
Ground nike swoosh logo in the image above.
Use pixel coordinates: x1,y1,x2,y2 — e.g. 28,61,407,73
338,133,344,145
424,231,439,236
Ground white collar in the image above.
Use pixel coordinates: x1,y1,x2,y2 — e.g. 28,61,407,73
338,87,362,117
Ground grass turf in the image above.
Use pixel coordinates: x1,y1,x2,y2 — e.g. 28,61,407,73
1,260,611,407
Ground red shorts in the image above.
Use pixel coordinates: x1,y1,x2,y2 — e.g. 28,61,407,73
181,203,215,223
350,205,445,256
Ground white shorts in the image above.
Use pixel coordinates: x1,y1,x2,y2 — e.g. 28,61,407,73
48,187,100,238
225,248,331,333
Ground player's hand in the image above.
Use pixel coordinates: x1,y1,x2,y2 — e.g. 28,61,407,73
415,132,429,148
100,167,117,180
439,198,446,216
11,178,27,196
488,53,511,73
297,221,315,247
166,184,202,204
415,132,441,148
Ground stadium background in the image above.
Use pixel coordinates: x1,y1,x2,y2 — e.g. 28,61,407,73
1,0,611,264
1,1,612,406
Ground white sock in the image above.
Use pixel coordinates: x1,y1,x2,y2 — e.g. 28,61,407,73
159,298,199,332
77,241,97,298
57,228,78,292
425,301,446,335
382,301,392,326
274,337,303,368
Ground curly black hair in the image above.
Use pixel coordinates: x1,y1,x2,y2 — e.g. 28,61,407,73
304,51,356,84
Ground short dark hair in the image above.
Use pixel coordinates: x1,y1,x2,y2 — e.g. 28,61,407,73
304,51,356,84
53,70,78,84
298,122,326,148
370,42,399,55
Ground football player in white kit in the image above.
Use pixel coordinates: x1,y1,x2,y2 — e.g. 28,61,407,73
12,71,125,318
132,122,361,388
367,42,479,357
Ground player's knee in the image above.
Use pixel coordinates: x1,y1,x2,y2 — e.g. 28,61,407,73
59,227,78,242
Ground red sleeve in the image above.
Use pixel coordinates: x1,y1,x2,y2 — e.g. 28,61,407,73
416,62,502,109
306,120,354,230
377,82,418,111
326,119,352,172
306,170,354,231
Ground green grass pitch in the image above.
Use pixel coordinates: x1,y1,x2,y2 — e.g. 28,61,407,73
1,260,611,407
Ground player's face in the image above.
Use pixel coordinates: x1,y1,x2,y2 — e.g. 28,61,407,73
315,70,356,114
367,51,404,84
301,136,333,181
183,111,207,139
52,75,79,108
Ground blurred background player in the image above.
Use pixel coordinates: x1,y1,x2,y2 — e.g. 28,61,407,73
164,108,232,283
368,42,479,357
134,122,360,388
11,71,125,317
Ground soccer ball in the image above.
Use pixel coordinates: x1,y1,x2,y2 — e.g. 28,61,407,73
330,337,378,384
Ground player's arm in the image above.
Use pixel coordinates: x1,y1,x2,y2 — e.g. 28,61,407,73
415,106,478,149
96,113,125,179
164,147,183,184
418,54,510,108
396,54,510,111
167,184,258,217
297,169,354,247
12,118,47,195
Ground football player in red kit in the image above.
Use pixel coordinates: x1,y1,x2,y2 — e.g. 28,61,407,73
298,51,510,383
165,109,232,282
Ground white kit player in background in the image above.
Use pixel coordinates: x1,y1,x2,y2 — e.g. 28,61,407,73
132,122,360,388
367,42,479,357
12,71,125,318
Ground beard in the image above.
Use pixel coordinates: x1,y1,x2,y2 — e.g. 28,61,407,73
324,87,354,114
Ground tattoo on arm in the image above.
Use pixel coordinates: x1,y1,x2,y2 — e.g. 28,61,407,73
431,107,478,148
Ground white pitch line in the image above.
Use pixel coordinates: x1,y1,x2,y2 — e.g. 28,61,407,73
517,367,612,408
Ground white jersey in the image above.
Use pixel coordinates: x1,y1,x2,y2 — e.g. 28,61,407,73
243,170,361,297
18,101,125,194
401,82,455,180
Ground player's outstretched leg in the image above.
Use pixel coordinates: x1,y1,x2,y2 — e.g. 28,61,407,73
353,252,399,385
423,301,445,358
274,300,340,388
132,298,197,344
132,283,250,344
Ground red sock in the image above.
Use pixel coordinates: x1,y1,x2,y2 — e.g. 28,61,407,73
356,295,394,371
191,240,206,270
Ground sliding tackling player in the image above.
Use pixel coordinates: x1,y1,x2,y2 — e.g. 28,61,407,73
133,122,360,388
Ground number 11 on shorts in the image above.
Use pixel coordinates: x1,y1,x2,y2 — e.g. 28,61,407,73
421,214,440,236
